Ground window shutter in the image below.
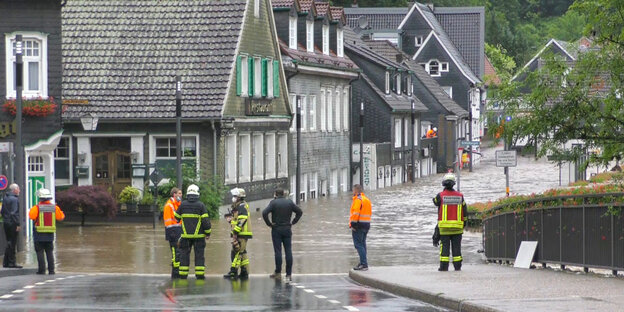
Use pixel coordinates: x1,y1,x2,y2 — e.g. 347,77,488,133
236,55,242,96
262,58,268,97
248,57,254,96
273,60,280,97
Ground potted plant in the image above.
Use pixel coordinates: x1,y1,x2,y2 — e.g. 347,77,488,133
138,189,155,213
118,186,140,213
2,97,58,117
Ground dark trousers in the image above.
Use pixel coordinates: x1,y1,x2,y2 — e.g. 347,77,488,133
165,227,182,277
3,223,18,267
271,227,293,275
440,234,462,263
179,238,205,278
352,227,369,266
34,241,54,273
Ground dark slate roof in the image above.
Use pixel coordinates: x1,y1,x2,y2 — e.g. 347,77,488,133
361,74,426,112
62,0,246,120
279,40,358,72
344,28,406,71
362,40,467,117
433,7,484,78
344,7,408,30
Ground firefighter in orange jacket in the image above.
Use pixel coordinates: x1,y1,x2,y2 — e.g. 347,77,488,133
28,189,65,275
163,187,183,278
433,173,467,271
350,184,372,271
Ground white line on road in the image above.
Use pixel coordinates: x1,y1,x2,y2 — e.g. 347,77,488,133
35,282,45,285
55,278,65,281
45,280,55,283
11,290,24,294
23,286,35,289
343,306,359,311
296,285,305,289
315,295,327,299
304,289,315,293
0,294,13,299
328,300,341,304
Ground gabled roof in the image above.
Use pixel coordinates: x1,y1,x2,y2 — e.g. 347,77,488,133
513,38,577,81
484,55,501,86
279,40,358,72
344,29,407,71
361,74,427,112
329,6,346,24
272,0,299,9
62,0,247,120
315,1,329,16
299,0,315,13
344,7,408,30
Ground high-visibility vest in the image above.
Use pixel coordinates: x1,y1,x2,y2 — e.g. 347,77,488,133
36,204,57,233
163,198,181,228
232,202,253,238
437,189,465,235
349,193,372,226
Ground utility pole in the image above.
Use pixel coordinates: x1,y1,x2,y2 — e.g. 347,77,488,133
14,35,25,241
295,95,301,204
359,102,364,187
411,100,416,183
469,108,473,172
505,139,510,197
175,76,182,189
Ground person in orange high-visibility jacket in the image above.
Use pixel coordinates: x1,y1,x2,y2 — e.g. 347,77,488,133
163,187,182,278
433,173,467,271
28,189,65,275
349,184,372,271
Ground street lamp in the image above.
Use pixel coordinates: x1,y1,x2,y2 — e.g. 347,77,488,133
14,35,26,242
80,113,99,131
445,115,460,190
411,100,416,183
175,76,182,190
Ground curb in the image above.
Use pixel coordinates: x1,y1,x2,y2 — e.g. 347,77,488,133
0,268,39,278
349,270,500,312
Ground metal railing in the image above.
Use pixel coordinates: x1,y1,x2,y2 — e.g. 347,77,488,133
483,193,624,275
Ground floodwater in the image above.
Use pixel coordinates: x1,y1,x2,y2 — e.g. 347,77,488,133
19,144,562,274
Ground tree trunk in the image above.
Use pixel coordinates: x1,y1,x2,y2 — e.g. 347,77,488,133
81,212,86,226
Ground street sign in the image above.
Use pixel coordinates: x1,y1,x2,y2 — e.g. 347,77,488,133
0,142,10,153
149,169,164,185
460,140,480,148
496,150,517,167
0,175,7,190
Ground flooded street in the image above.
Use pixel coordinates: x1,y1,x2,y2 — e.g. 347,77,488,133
19,145,562,275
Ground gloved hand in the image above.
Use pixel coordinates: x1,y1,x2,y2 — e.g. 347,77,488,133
432,226,440,247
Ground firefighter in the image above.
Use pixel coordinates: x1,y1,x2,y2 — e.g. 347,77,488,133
174,184,211,279
28,188,65,275
223,188,253,280
163,187,182,278
433,173,467,271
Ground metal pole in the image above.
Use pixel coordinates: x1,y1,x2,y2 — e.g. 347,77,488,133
505,140,510,196
175,76,182,190
295,95,301,204
469,109,473,172
411,100,415,183
15,35,26,241
359,102,364,187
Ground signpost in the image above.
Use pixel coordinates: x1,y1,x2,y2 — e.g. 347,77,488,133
496,149,517,196
149,168,164,229
460,140,480,148
0,175,8,191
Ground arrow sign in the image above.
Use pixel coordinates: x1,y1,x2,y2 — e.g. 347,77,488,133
0,175,8,191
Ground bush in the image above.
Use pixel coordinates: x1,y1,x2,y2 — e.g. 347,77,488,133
56,185,118,225
118,186,140,204
139,188,154,205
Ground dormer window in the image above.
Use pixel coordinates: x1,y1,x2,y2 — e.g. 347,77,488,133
289,16,297,49
396,74,401,95
441,62,449,72
337,28,344,57
407,75,412,96
306,20,314,52
385,71,390,94
427,60,440,77
322,24,329,55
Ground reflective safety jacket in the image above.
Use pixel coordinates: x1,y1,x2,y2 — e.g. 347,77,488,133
173,197,211,239
349,193,372,229
232,201,253,238
163,197,181,228
434,189,467,235
29,200,65,234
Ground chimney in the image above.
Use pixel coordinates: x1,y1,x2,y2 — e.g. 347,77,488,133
396,53,403,63
352,0,358,8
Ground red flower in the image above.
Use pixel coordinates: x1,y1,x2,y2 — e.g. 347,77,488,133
2,97,57,117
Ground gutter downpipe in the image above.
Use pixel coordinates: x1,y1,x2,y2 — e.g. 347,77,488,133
348,72,361,191
210,120,217,177
286,60,300,200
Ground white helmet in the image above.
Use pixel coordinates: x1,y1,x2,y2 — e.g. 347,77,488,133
187,184,200,196
442,173,456,187
230,187,246,198
433,127,438,132
37,188,52,199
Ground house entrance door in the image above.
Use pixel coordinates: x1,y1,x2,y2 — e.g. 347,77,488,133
92,150,132,199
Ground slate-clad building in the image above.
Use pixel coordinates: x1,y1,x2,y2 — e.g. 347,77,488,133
60,0,291,203
273,0,359,200
0,0,63,218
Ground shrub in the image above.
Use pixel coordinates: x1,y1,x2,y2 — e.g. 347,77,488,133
56,185,118,225
139,188,154,205
118,186,140,204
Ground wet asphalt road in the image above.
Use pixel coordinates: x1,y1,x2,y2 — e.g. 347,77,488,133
0,273,446,311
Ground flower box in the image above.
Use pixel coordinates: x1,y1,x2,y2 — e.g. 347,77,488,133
2,97,57,117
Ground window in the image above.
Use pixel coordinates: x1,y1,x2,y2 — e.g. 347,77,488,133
406,76,412,96
428,60,440,76
343,87,349,132
404,117,409,147
327,90,333,132
289,16,297,49
306,20,314,52
330,169,338,194
320,89,327,131
385,71,390,94
266,133,276,178
441,62,449,72
277,133,288,178
156,137,197,158
309,172,318,199
267,60,274,98
54,137,71,183
5,33,48,98
442,86,452,99
225,134,237,183
289,93,296,132
254,57,262,98
415,36,424,47
396,74,402,95
335,88,341,131
322,24,329,55
254,0,260,18
300,95,307,131
300,173,308,202
341,168,348,192
337,28,344,57
236,55,249,97
394,118,402,148
290,175,296,201
309,95,316,131
239,134,251,182
253,133,263,180
28,155,44,173
117,154,132,179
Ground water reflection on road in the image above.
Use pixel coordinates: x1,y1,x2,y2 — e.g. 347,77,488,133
22,145,562,274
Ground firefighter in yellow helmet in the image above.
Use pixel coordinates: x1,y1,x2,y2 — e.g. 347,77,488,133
28,188,65,274
223,187,253,280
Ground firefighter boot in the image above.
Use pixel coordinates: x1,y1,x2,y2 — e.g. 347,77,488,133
239,268,249,280
453,261,462,271
223,268,238,279
438,262,449,271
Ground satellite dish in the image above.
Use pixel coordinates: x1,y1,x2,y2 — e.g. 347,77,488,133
358,16,369,29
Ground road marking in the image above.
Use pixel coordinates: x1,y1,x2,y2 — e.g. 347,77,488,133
304,289,315,293
296,285,305,289
55,278,65,281
35,282,45,285
343,306,359,311
315,295,327,299
11,289,24,294
45,279,55,283
289,282,298,285
0,294,12,299
23,286,35,289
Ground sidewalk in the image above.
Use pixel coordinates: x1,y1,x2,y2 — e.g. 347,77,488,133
350,264,624,312
0,267,37,278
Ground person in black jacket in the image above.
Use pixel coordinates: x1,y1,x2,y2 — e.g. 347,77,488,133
262,188,302,282
173,184,211,279
2,183,22,268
